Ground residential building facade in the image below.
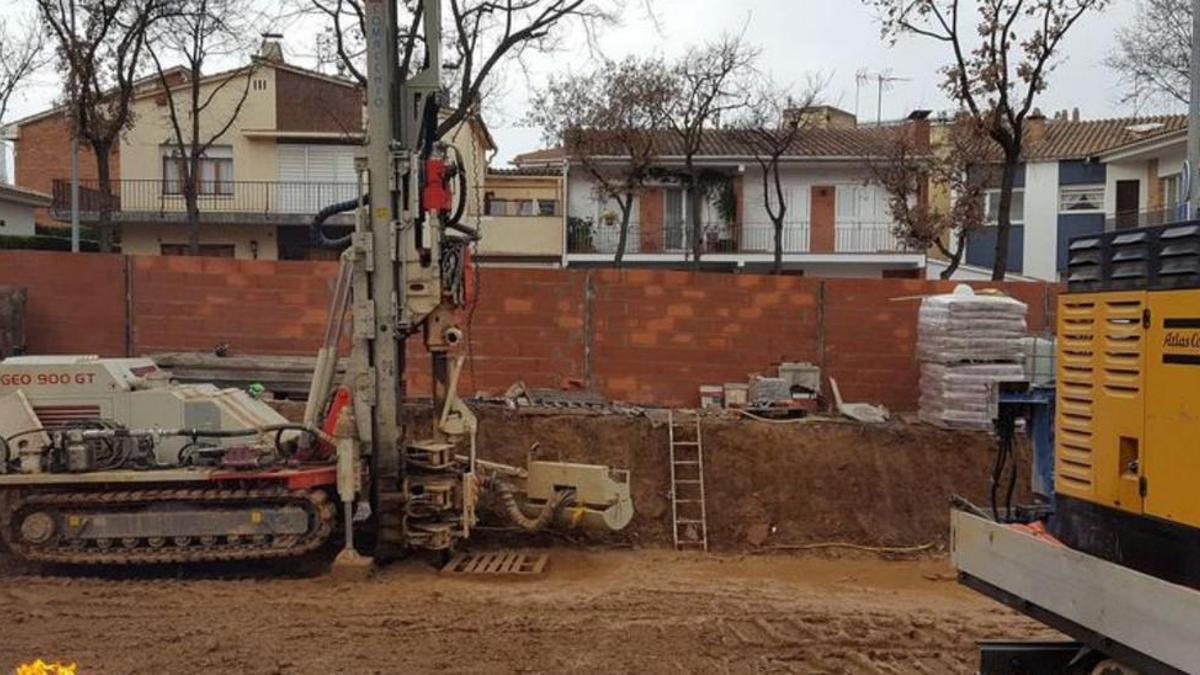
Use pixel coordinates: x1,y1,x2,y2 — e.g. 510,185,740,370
961,112,1187,281
2,42,493,260
515,108,931,278
0,184,51,237
477,167,565,267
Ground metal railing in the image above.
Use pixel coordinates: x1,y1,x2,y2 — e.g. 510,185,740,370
567,221,912,255
50,179,360,219
1106,203,1189,231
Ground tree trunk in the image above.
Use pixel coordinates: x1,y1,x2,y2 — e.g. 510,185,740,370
939,229,968,279
93,143,115,253
991,150,1019,281
186,182,201,255
688,186,704,269
614,193,634,266
773,217,784,275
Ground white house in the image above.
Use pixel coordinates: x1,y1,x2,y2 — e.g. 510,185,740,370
515,108,932,278
0,184,51,237
961,112,1187,281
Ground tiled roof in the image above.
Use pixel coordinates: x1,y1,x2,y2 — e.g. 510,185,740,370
512,147,565,165
1020,115,1187,160
489,166,562,177
531,126,908,162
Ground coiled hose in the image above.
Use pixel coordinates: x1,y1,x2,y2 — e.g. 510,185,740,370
496,482,576,531
311,194,368,249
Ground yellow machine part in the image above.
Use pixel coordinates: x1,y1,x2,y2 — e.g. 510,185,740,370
1056,289,1200,530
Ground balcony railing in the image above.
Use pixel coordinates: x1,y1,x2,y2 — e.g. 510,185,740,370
50,179,360,224
1107,203,1189,231
567,221,913,255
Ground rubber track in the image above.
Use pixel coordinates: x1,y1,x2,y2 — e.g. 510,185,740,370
2,487,335,565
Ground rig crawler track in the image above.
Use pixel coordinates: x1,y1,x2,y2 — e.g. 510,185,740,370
1,486,336,565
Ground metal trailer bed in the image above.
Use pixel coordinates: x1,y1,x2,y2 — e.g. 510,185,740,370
951,510,1200,674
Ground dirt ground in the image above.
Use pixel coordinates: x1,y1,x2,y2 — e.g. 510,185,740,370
0,549,1050,674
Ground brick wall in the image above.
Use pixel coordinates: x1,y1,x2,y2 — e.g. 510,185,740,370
13,114,119,227
0,250,1061,410
0,251,127,356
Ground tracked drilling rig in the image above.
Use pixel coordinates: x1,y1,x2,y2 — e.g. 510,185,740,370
0,0,632,567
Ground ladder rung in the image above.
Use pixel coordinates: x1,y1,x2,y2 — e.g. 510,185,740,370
672,441,700,446
674,499,704,503
676,518,705,524
673,460,700,465
675,479,703,484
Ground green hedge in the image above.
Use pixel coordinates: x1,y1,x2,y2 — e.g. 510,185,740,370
0,234,102,252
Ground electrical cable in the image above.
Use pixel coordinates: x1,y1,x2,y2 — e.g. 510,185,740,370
310,195,368,249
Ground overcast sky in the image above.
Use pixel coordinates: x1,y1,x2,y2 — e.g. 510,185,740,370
0,0,1158,173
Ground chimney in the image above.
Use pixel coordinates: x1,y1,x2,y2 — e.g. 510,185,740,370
906,110,932,151
1072,107,1081,122
258,33,285,64
1026,108,1047,144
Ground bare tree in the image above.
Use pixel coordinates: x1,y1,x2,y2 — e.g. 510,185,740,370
662,34,756,268
37,0,167,251
867,116,990,279
0,14,48,127
528,57,674,263
731,75,824,274
147,0,262,255
306,0,616,139
869,0,1109,280
1107,0,1190,107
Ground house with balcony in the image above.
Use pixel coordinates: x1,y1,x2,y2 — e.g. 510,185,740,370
513,108,931,278
959,111,1189,281
2,40,493,260
477,166,564,267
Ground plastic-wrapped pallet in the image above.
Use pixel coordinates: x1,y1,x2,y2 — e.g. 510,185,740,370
917,285,1028,363
918,362,1027,429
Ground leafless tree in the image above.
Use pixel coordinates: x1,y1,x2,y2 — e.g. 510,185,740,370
731,75,824,275
528,57,674,263
661,34,756,267
306,0,617,139
0,14,48,127
37,0,167,251
869,0,1109,280
1107,0,1190,107
866,116,990,279
147,0,263,255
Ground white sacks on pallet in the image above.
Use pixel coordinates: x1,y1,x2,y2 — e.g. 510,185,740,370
917,285,1029,430
916,287,1028,363
918,362,1027,429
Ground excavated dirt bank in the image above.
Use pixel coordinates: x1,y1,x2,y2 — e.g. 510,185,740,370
467,408,1025,551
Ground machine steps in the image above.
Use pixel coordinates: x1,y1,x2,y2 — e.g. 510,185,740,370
668,409,709,552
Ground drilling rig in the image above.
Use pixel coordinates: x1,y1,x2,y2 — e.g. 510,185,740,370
0,0,632,567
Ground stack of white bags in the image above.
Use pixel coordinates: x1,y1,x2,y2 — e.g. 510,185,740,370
918,285,1028,429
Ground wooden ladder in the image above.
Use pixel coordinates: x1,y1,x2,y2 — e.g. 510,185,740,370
668,409,709,552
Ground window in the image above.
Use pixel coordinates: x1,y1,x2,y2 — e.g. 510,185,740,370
538,199,559,216
162,146,234,196
1161,174,1182,209
486,198,511,216
985,189,1025,224
516,199,536,216
161,243,237,257
1059,185,1105,212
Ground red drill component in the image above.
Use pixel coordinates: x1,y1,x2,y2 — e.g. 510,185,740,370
423,157,452,212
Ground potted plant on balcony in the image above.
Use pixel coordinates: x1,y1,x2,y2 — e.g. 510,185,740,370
568,217,596,253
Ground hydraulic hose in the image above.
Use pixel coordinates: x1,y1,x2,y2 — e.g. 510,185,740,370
311,194,368,249
496,482,575,531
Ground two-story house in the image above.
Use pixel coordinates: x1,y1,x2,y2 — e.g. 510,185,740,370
513,107,932,278
961,111,1188,281
2,40,494,260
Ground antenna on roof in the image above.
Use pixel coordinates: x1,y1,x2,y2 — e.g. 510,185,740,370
855,68,910,125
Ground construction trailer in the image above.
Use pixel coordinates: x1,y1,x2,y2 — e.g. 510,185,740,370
0,0,632,568
954,222,1200,674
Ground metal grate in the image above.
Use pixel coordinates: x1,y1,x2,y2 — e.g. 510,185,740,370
441,550,550,577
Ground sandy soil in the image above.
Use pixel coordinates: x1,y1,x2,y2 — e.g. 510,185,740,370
0,549,1050,674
